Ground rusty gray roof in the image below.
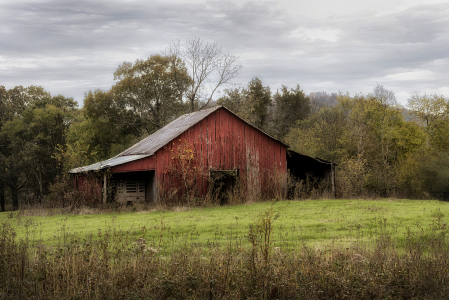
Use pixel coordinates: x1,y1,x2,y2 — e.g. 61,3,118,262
69,105,288,173
118,105,222,156
68,155,151,174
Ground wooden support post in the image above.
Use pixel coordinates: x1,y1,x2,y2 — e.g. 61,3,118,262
103,173,107,204
331,164,336,198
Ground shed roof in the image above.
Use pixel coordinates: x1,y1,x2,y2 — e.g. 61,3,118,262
68,155,150,174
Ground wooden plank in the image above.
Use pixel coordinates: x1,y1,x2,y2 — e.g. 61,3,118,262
222,109,229,169
260,133,267,189
201,118,208,197
241,122,246,180
211,111,217,169
110,156,157,173
215,110,220,169
155,149,164,201
193,120,203,197
217,109,222,168
230,114,236,169
205,115,211,194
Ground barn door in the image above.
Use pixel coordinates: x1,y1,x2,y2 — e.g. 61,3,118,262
113,171,155,203
116,178,145,202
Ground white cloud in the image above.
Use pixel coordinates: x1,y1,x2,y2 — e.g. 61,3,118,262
384,70,436,81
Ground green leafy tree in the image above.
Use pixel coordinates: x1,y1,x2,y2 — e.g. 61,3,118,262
285,103,349,163
245,78,272,130
0,86,8,211
217,78,272,131
272,85,310,141
217,88,246,116
0,86,77,209
67,92,137,162
113,54,191,134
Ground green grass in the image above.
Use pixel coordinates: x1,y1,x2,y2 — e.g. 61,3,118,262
1,199,448,251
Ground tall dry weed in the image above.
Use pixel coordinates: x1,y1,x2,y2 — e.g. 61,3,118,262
1,206,449,299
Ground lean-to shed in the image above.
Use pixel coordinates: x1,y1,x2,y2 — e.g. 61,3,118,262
286,150,336,196
69,106,288,204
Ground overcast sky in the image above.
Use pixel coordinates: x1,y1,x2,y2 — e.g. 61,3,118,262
1,0,448,106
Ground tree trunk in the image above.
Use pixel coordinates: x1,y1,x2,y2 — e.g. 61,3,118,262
11,186,19,211
0,183,5,212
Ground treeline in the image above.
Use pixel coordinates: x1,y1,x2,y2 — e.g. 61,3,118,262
286,88,449,199
218,83,449,199
1,39,449,210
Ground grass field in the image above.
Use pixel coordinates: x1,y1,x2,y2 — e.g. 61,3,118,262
2,198,449,299
2,198,448,251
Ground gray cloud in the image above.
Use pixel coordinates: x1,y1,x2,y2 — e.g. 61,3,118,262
0,0,448,105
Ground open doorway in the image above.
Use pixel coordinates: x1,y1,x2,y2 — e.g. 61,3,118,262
209,169,238,205
112,171,155,203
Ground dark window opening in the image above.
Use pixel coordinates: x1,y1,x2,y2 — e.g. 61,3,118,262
209,169,239,205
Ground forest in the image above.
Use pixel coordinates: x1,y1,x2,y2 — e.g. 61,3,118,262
1,39,449,211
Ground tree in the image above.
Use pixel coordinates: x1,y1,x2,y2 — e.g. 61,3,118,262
113,54,191,134
216,88,246,116
407,92,449,152
309,91,338,115
217,78,272,131
0,85,42,210
245,78,272,130
286,89,426,197
373,84,398,107
0,86,77,209
68,89,138,161
0,86,8,211
285,104,349,163
272,85,310,141
167,37,242,112
407,92,448,127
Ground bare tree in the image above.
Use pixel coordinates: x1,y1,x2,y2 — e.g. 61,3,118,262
373,84,398,107
167,38,242,112
308,91,338,115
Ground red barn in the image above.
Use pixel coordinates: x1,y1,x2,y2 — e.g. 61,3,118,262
69,106,288,204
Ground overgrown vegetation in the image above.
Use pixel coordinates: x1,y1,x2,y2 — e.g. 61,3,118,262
1,200,449,299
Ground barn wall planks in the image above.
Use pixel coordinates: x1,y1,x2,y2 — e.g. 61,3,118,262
109,107,287,200
110,156,157,173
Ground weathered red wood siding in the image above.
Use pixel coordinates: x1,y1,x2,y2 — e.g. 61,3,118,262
109,108,287,200
110,156,157,173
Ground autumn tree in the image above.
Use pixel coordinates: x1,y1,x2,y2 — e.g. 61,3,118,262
286,88,427,197
407,92,448,127
407,92,449,151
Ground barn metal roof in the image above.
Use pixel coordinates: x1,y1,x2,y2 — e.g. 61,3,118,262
68,155,150,174
118,106,222,156
69,105,288,174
